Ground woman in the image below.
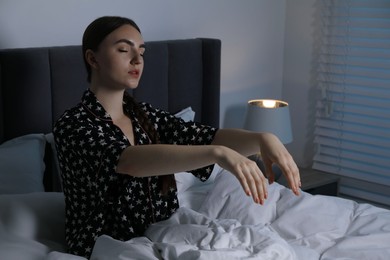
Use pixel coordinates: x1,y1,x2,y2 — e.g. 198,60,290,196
54,16,301,258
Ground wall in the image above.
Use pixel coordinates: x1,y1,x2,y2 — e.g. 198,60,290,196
282,0,317,167
0,0,287,131
1,0,318,168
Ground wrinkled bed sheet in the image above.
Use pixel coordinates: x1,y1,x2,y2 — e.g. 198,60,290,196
91,208,298,260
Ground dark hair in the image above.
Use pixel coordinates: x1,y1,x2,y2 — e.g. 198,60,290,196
82,16,175,194
82,16,141,83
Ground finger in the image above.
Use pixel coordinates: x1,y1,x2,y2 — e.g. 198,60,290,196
292,164,301,194
256,166,268,202
246,169,261,204
236,171,252,197
277,158,300,196
236,162,268,204
287,161,300,195
251,164,267,204
285,168,297,194
285,162,300,196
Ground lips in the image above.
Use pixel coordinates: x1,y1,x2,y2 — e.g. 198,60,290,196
128,70,140,78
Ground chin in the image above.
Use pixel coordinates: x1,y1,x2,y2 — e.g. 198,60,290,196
127,79,140,89
127,84,139,90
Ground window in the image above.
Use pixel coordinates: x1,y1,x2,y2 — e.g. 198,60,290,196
314,0,390,206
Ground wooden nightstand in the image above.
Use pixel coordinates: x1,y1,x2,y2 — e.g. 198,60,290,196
277,168,340,196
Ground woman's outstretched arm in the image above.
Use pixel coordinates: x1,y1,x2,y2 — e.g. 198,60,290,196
117,128,301,205
117,143,268,204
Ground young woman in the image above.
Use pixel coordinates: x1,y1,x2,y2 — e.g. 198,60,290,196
53,16,301,258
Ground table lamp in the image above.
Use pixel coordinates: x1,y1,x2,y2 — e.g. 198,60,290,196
243,99,292,144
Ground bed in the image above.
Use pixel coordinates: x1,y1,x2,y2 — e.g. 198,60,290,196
0,38,389,260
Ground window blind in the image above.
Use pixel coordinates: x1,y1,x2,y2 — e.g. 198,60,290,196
314,0,390,206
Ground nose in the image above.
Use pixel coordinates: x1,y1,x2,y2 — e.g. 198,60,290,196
131,50,143,65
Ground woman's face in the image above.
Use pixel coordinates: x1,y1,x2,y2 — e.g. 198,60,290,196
90,24,145,90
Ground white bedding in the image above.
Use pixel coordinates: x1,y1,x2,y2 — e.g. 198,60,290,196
90,166,390,260
1,165,390,259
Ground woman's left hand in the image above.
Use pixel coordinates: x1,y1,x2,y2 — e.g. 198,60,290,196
259,133,301,195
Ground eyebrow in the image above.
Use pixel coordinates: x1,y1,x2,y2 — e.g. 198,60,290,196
114,39,146,49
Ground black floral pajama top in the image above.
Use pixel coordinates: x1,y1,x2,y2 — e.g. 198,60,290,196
53,89,217,258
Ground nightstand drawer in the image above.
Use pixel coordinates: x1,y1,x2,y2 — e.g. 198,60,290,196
305,182,338,196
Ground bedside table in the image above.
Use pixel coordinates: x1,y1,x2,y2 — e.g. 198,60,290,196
277,168,340,196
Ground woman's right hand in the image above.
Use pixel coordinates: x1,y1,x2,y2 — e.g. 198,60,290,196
215,146,268,205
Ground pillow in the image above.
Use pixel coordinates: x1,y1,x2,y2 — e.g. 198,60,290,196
45,133,63,192
0,134,46,194
0,192,66,257
198,168,283,225
174,106,219,210
174,106,195,122
175,164,221,211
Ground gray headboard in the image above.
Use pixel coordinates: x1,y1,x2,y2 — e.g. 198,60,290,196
0,38,221,143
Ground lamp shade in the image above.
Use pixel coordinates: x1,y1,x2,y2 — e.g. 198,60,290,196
243,99,293,144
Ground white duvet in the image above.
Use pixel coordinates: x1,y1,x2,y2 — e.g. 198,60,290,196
1,165,390,259
89,165,390,260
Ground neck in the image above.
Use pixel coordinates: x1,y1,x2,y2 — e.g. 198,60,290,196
89,85,126,121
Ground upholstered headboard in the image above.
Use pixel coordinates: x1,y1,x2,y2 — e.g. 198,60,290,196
0,38,221,143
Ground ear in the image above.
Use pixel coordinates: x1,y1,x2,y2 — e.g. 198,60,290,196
85,49,99,69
